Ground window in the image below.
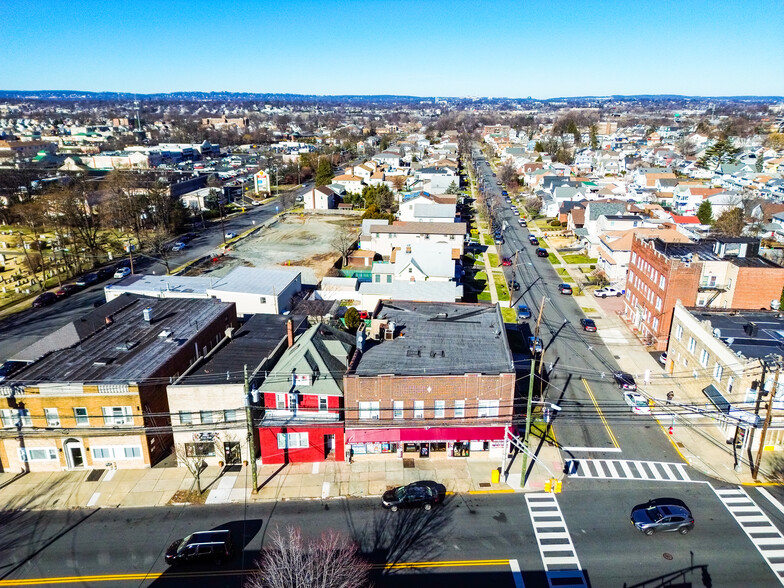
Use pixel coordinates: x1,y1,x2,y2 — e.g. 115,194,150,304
652,317,659,331
318,397,328,412
185,443,216,457
454,400,465,418
699,349,709,367
434,400,445,419
375,274,380,282
259,296,267,304
223,409,237,423
393,401,403,419
659,275,666,289
655,296,662,312
15,409,32,427
102,406,132,426
1,410,15,428
276,393,286,410
414,401,424,419
728,376,734,394
179,411,193,425
92,446,143,460
200,410,214,424
74,407,89,426
18,447,57,462
386,274,392,283
478,400,499,418
687,337,696,353
44,408,60,427
123,446,142,459
92,447,112,459
277,432,309,449
359,401,380,419
675,324,683,341
713,363,723,382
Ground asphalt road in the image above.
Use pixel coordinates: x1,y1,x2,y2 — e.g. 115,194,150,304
0,484,780,587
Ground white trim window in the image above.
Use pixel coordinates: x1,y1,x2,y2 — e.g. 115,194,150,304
74,407,89,426
92,445,143,460
102,406,133,426
699,349,709,367
393,401,404,419
44,408,60,427
18,447,58,462
277,432,309,449
713,363,723,382
675,324,683,341
1,409,16,428
454,400,465,419
359,401,380,420
414,400,424,419
478,400,499,418
434,400,445,419
3,408,33,428
275,393,286,410
687,337,696,353
179,411,193,425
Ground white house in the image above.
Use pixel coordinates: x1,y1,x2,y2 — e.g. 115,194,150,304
368,222,466,258
331,174,365,195
304,185,340,210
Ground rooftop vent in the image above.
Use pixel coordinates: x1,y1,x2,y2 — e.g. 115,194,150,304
158,329,173,338
143,307,154,323
116,340,138,351
744,322,758,337
93,357,115,366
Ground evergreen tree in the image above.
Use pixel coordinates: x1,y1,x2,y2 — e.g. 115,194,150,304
696,200,713,225
590,125,598,150
698,138,742,170
315,158,334,187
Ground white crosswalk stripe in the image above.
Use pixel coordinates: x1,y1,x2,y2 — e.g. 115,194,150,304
714,487,784,585
565,459,694,483
525,493,587,588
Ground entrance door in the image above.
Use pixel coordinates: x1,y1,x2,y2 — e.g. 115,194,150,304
324,435,334,459
224,442,241,465
63,439,85,469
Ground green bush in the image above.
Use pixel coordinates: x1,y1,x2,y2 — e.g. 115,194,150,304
549,219,562,227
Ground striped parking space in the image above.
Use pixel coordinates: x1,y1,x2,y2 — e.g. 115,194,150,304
565,459,693,482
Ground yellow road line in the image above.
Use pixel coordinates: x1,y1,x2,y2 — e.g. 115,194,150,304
653,414,688,462
581,378,620,449
467,488,516,495
0,560,514,585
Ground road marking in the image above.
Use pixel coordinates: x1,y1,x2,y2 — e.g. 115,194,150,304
565,459,695,483
713,486,784,584
525,493,588,588
580,378,620,449
561,446,622,453
509,559,525,588
757,487,784,516
321,481,330,499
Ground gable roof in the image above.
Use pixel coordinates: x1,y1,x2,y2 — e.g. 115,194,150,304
374,221,466,235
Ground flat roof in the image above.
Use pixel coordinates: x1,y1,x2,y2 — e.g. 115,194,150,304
687,309,784,360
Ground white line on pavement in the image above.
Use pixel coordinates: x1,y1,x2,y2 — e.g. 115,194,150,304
509,559,525,588
757,487,784,517
561,446,623,453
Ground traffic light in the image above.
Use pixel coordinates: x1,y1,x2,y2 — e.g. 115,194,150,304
554,479,562,493
544,479,552,493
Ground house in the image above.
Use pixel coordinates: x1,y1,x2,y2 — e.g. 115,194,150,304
104,266,302,316
597,227,690,284
331,174,365,195
0,296,237,471
343,302,516,459
372,150,402,168
666,304,784,453
624,236,784,350
258,323,356,464
368,221,466,258
167,315,308,468
304,185,340,210
398,200,457,223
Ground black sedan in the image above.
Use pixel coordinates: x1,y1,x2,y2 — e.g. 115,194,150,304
509,279,520,291
580,318,597,332
32,291,57,308
75,272,99,287
382,481,445,512
631,498,694,535
613,371,637,390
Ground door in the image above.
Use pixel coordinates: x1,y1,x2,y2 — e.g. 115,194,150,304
324,434,334,459
224,442,241,465
63,439,85,469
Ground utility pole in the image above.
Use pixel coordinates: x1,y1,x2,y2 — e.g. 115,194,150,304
753,365,779,481
244,364,258,493
747,358,769,453
522,296,546,485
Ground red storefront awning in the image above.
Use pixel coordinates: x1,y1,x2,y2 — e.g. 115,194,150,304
345,427,505,444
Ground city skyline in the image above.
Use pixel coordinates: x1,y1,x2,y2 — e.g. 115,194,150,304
4,0,783,98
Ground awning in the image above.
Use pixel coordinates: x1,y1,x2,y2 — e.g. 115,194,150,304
703,384,731,414
345,426,505,444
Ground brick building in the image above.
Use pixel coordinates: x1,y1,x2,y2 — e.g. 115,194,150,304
0,295,237,472
343,301,516,459
624,236,784,351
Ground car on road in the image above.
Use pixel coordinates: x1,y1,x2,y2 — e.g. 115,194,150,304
75,273,99,287
172,242,187,252
180,232,197,242
530,237,540,246
517,304,532,320
528,336,544,354
630,498,694,536
558,283,573,295
519,218,527,226
658,352,667,365
113,267,132,279
509,279,520,291
501,257,512,266
495,236,504,244
580,318,597,332
535,247,548,257
225,232,238,239
32,292,58,308
382,481,445,512
97,267,115,281
594,287,623,298
513,209,520,216
613,371,637,391
0,360,28,383
624,391,651,414
165,530,235,565
55,283,82,299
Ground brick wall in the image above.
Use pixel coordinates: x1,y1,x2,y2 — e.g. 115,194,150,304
731,266,784,309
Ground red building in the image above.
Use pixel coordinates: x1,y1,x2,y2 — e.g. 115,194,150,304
258,323,355,464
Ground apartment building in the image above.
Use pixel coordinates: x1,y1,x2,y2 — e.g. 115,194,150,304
624,236,784,350
369,221,466,258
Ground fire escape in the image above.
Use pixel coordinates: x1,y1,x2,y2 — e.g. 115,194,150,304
698,279,728,307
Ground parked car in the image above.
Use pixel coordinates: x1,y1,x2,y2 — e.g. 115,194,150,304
580,318,597,332
517,304,532,320
180,232,197,242
32,292,57,308
96,267,115,281
558,283,573,295
509,279,520,291
165,530,235,565
225,232,238,239
613,371,637,391
530,238,540,247
658,352,668,365
519,219,527,226
0,360,28,383
495,236,504,245
113,267,132,279
630,498,694,536
382,481,445,512
624,391,651,414
513,209,520,216
594,287,623,298
55,283,82,298
75,273,99,287
528,336,544,354
172,242,187,252
501,257,512,266
535,247,548,257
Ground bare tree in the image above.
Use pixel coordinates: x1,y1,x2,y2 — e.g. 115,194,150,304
147,228,174,275
390,175,406,192
246,526,370,588
330,224,358,267
173,440,217,495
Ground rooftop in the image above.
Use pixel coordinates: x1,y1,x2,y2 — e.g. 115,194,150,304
687,309,784,361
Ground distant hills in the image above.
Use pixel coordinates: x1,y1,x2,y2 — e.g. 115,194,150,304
0,90,781,103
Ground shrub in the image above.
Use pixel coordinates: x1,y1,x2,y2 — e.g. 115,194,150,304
548,219,562,227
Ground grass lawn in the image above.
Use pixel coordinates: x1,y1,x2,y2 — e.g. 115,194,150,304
558,276,576,284
488,252,500,267
581,307,596,314
494,275,510,301
500,307,517,323
477,291,492,301
561,254,597,264
556,267,570,276
482,234,494,246
548,253,559,265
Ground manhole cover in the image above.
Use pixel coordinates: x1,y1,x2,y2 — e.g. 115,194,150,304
663,552,673,560
676,442,685,448
86,469,105,482
403,459,415,469
479,482,491,488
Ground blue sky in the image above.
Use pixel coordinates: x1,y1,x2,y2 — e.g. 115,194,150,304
2,0,783,97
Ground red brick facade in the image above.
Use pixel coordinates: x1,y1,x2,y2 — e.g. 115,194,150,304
731,267,784,309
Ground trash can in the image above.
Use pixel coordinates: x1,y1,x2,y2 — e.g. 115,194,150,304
491,468,501,484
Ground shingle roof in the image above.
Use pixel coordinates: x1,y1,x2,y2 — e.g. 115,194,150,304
375,222,466,235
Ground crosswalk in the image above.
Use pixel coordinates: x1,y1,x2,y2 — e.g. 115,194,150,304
714,487,784,585
525,493,588,588
565,459,693,482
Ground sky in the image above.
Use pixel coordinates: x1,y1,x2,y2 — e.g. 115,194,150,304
2,0,783,98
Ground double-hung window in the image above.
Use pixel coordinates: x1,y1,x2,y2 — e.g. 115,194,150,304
413,401,424,419
103,406,132,426
74,407,89,426
44,408,60,427
393,401,404,419
478,400,499,418
359,401,380,419
434,400,445,419
454,400,465,418
277,432,309,449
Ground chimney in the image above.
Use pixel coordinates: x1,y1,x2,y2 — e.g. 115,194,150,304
287,319,294,348
143,307,154,323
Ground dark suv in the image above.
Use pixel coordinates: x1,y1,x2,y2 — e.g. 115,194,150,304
631,498,694,535
613,371,637,391
165,530,234,565
382,481,445,512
